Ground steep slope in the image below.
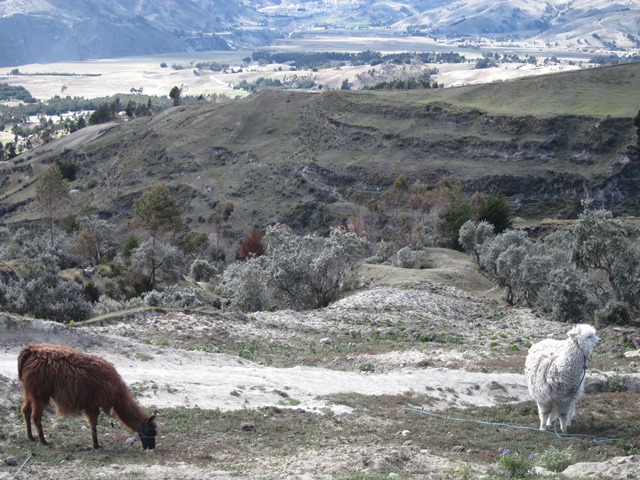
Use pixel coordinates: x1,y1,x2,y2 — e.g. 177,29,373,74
398,0,640,50
399,0,551,35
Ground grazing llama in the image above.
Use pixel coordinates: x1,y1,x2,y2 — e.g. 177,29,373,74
524,324,600,433
18,343,157,449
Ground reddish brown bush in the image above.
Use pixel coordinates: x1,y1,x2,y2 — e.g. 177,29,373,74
238,228,265,259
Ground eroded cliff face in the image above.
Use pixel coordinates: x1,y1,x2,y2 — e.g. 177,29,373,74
291,92,637,218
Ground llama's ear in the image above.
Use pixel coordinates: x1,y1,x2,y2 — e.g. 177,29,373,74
147,410,158,422
567,326,579,339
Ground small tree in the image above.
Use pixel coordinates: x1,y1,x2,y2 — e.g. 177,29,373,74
521,254,554,306
76,215,115,264
169,86,182,106
441,184,473,250
122,234,140,260
496,245,528,304
134,185,182,289
219,260,269,312
261,225,367,309
131,239,183,290
479,190,512,233
571,204,640,310
458,220,495,264
479,229,532,278
72,229,100,266
35,164,69,248
134,185,182,239
190,259,217,282
539,267,597,322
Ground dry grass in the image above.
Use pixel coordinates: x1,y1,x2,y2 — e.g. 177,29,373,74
1,390,637,479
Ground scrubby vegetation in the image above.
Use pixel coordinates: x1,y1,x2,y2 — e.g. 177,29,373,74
2,158,637,334
219,225,367,311
460,201,640,324
236,75,318,92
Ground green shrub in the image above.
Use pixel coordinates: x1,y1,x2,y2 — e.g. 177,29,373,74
82,280,100,302
25,274,93,323
596,300,632,326
478,190,512,234
497,450,533,478
535,446,575,473
392,247,432,269
359,363,375,373
190,258,217,282
122,234,140,258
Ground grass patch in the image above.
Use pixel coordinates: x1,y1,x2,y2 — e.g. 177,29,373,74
1,391,637,478
134,351,153,361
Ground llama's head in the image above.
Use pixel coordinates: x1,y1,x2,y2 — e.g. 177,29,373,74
139,411,158,450
568,324,600,355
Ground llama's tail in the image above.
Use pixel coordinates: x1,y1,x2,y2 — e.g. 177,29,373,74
17,345,34,381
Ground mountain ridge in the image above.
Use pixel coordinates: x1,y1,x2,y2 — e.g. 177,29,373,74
1,1,640,67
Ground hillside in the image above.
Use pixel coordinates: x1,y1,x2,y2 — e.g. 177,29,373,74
0,0,255,67
398,0,640,52
1,63,639,253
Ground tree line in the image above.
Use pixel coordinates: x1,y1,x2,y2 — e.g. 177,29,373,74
250,50,466,70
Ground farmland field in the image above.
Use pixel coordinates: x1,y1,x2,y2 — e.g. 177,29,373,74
0,36,596,103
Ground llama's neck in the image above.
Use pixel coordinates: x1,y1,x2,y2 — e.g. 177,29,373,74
113,394,148,432
569,339,590,363
572,340,591,358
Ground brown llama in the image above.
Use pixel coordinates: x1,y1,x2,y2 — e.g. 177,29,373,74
18,343,157,449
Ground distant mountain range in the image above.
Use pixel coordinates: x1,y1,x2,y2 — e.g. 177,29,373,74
1,0,639,67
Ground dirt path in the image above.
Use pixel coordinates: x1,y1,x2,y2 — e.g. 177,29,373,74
0,314,529,414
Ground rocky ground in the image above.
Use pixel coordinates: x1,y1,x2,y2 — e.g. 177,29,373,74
0,258,639,479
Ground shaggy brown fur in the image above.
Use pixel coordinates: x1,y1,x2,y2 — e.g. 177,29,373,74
18,343,157,449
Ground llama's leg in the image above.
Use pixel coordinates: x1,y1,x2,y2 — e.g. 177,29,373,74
558,405,571,433
85,409,100,449
21,399,35,442
31,402,49,445
558,403,575,433
558,414,568,433
537,404,550,431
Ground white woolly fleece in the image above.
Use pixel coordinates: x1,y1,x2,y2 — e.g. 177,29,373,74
524,323,600,432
